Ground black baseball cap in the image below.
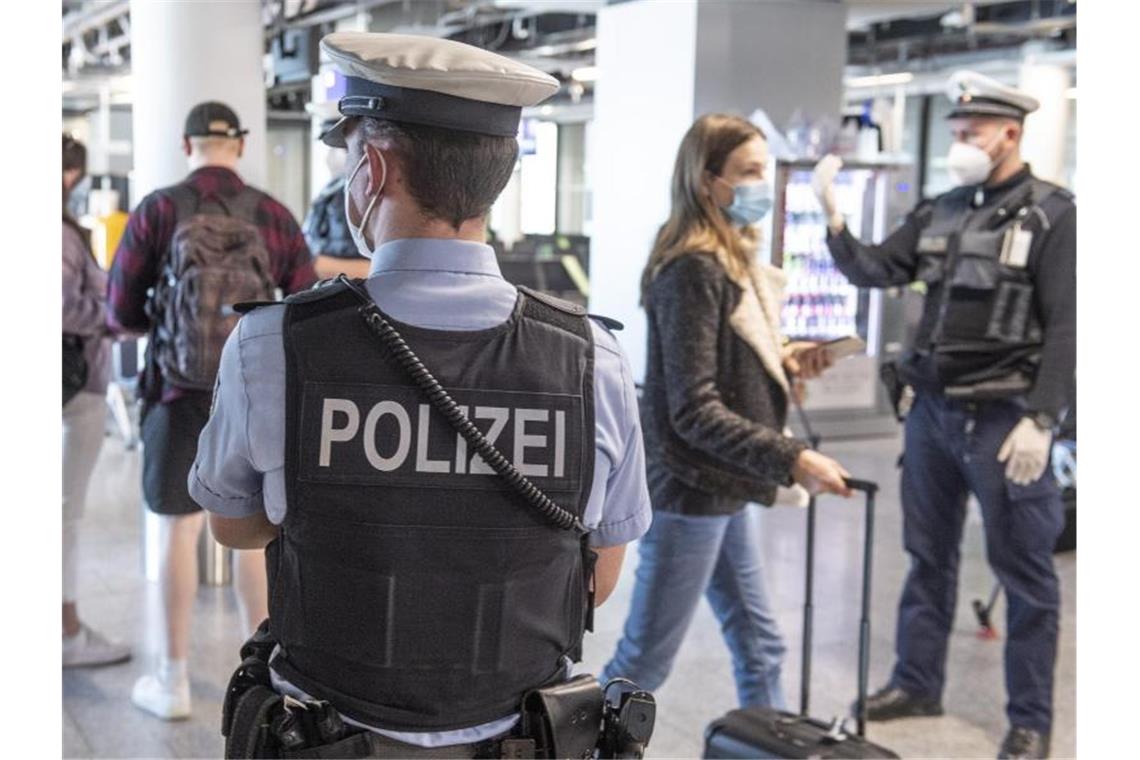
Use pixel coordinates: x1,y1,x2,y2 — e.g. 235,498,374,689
183,101,249,139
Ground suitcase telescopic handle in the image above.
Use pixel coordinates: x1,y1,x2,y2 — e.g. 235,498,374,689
800,475,879,739
843,477,878,495
792,392,880,737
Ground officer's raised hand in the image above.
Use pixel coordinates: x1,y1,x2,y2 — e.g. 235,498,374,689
997,417,1053,486
810,154,846,234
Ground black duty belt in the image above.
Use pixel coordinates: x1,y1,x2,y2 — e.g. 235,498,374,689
222,622,655,759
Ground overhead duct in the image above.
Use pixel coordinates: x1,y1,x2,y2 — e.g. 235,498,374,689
848,0,1076,67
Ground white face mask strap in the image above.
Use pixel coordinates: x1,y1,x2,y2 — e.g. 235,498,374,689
985,126,1014,169
346,148,388,239
345,154,367,227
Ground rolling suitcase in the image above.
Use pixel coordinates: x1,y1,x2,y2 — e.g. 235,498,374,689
704,398,898,758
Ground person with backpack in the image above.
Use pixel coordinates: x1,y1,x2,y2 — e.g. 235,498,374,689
106,102,316,720
62,133,132,669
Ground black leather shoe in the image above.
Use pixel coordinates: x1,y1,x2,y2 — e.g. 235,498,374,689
998,727,1050,759
857,686,943,722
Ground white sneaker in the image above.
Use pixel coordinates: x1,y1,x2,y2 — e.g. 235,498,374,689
62,625,131,668
131,672,192,720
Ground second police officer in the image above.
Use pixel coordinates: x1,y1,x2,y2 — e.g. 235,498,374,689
302,100,371,280
190,32,653,758
812,71,1075,760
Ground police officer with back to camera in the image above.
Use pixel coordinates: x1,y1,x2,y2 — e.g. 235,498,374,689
811,71,1075,759
188,32,655,759
302,100,371,280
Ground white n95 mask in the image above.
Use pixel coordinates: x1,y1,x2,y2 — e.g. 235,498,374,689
344,150,387,258
945,141,994,187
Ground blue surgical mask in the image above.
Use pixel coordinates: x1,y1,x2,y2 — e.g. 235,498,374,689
720,179,773,226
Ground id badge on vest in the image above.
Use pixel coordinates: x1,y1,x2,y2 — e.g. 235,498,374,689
1000,225,1033,269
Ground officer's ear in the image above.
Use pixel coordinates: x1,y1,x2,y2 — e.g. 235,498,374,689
362,143,389,195
181,137,192,157
1004,120,1023,145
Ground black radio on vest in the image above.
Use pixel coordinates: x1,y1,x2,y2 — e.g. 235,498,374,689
270,277,597,730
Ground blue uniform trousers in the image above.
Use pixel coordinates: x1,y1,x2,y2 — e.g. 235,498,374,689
891,393,1063,733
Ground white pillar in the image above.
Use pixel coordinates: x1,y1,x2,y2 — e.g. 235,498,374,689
589,0,698,381
129,0,267,204
1018,58,1071,186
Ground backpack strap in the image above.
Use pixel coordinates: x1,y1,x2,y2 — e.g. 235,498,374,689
232,300,279,315
228,186,264,224
165,183,201,223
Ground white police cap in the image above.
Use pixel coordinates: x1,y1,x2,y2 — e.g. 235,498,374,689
319,32,559,147
946,70,1040,121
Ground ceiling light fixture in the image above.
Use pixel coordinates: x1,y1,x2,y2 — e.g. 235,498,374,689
571,66,599,83
845,72,915,88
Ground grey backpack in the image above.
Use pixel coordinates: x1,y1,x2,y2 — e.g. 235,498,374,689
149,185,275,391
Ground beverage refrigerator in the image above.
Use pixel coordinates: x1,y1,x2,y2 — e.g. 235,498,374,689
770,157,919,439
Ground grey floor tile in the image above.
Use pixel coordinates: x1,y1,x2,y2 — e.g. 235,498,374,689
63,709,93,759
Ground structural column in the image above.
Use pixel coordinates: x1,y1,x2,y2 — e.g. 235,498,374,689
129,0,267,200
1018,46,1072,186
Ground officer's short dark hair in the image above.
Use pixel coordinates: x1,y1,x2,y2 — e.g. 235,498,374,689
357,117,518,230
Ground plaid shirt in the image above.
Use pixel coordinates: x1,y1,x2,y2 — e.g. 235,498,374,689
107,166,317,403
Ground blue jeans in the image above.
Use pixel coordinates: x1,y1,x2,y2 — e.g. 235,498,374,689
892,393,1062,733
601,504,787,709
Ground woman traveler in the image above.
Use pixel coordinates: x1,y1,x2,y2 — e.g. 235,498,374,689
600,114,851,708
62,134,130,667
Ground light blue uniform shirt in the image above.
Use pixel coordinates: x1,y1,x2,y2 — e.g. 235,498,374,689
190,237,652,747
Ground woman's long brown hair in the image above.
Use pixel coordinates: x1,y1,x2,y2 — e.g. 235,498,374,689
640,113,766,305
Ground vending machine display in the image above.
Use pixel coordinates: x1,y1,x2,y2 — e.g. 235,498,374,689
775,163,882,344
771,158,915,435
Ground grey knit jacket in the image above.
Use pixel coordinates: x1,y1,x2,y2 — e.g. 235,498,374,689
640,251,807,514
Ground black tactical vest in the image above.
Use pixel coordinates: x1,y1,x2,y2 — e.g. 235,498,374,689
267,280,596,732
301,177,357,258
903,175,1069,397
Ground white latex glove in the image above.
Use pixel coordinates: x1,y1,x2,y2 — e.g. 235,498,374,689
997,418,1053,486
810,154,845,232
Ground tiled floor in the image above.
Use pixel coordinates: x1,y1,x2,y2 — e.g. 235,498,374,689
64,429,1075,759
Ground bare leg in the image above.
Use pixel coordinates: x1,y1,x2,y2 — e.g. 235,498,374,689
234,549,269,635
62,391,105,639
63,520,82,638
157,512,205,661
